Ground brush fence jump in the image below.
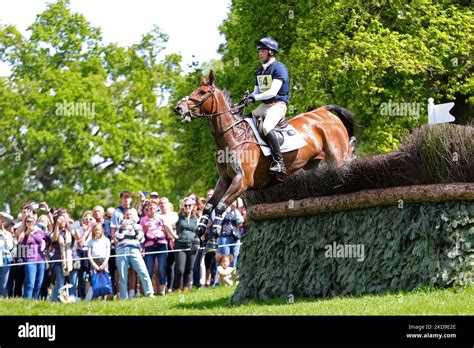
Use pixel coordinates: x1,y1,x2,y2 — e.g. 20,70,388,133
231,183,474,304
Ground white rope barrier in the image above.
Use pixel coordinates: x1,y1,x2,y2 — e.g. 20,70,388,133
0,241,243,268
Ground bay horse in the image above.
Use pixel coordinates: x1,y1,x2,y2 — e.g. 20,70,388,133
174,70,355,250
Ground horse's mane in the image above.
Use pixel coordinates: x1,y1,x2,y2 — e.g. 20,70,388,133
220,88,243,118
220,88,234,108
220,88,243,119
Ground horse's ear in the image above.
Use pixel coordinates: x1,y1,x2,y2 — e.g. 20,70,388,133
200,75,207,84
208,70,215,86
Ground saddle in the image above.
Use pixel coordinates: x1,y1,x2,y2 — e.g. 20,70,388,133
254,115,294,145
243,116,307,156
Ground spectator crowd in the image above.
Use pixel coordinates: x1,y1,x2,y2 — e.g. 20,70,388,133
0,190,246,301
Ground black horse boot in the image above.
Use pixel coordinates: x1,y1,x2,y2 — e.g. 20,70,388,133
265,130,287,174
205,223,220,253
206,204,225,253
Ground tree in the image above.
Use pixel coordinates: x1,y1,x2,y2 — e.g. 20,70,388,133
0,0,182,216
218,0,473,154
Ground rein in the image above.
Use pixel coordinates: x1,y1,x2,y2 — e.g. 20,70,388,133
187,83,245,119
186,83,263,148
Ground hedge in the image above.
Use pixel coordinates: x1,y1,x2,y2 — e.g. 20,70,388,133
231,200,474,303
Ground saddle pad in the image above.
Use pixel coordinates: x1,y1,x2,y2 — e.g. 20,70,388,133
244,118,307,157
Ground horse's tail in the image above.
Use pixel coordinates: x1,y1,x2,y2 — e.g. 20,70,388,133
323,104,355,138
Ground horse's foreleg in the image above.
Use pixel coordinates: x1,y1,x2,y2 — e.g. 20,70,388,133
206,174,248,251
196,204,212,238
196,177,229,238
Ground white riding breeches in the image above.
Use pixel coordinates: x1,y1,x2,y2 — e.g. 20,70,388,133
252,101,287,136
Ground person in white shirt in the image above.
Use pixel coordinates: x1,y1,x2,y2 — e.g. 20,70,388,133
87,224,110,272
216,254,236,286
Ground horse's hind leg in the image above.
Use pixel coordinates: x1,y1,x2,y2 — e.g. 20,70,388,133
323,132,352,167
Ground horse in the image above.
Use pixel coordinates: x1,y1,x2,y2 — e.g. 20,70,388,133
174,70,356,250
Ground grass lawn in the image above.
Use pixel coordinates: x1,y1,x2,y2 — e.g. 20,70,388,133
0,285,473,316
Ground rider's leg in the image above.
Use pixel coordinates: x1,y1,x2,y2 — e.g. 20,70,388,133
265,130,286,174
251,103,266,134
263,102,287,174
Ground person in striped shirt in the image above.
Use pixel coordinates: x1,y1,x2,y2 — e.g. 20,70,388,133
115,208,154,299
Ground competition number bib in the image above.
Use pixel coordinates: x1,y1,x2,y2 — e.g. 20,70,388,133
257,74,272,92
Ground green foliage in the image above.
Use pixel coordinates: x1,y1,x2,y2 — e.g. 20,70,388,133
231,200,474,303
218,0,473,154
0,1,182,216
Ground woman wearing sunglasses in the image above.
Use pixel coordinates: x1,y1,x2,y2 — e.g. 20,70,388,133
173,197,199,292
18,215,49,299
140,200,175,295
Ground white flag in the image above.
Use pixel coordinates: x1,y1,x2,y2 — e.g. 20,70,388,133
428,98,455,125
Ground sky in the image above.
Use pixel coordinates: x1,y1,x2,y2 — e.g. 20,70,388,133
0,0,231,76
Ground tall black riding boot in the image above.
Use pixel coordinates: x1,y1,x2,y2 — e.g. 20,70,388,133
265,130,287,174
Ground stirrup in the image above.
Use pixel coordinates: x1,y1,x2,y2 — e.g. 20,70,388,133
269,161,287,174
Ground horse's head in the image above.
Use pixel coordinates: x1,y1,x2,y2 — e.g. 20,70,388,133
173,70,218,123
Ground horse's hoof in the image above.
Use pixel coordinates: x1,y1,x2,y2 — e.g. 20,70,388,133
275,173,287,182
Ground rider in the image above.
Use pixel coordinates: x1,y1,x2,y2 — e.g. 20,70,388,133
241,37,290,175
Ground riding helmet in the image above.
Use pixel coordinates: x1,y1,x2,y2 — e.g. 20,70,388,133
256,37,279,52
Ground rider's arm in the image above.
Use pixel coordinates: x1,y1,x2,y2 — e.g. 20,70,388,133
252,79,283,101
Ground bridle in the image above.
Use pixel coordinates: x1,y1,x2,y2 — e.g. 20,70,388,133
186,83,245,119
180,83,261,146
